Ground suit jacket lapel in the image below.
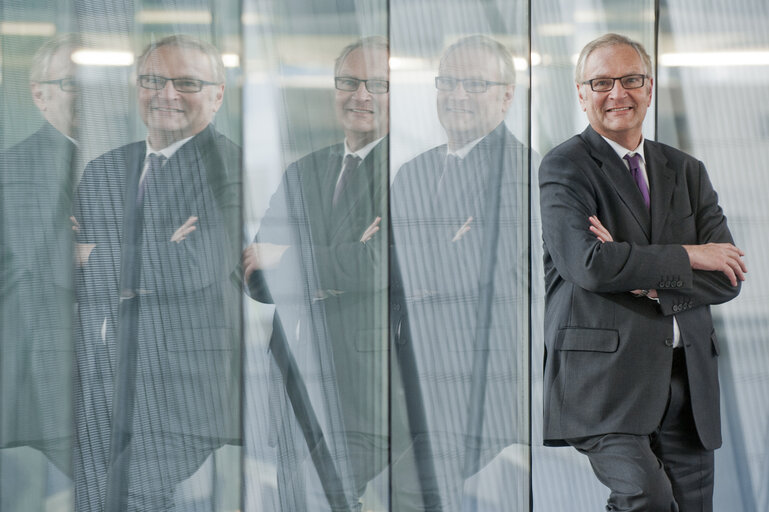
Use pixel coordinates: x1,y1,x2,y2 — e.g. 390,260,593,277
644,141,676,243
582,127,651,239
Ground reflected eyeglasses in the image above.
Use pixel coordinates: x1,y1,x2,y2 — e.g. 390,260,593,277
581,74,647,92
435,76,508,93
137,75,220,93
335,77,389,94
39,77,79,92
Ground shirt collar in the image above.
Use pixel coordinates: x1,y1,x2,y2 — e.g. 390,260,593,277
344,136,384,162
447,134,485,160
145,135,194,161
602,135,646,165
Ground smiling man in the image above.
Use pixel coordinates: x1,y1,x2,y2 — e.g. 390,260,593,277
539,33,746,511
243,36,393,510
1,33,80,489
73,35,241,511
389,35,529,510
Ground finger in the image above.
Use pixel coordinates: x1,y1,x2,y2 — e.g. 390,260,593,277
721,263,737,287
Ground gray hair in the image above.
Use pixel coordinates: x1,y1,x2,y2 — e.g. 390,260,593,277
136,34,225,83
334,36,389,77
440,35,516,87
575,33,653,83
29,33,81,83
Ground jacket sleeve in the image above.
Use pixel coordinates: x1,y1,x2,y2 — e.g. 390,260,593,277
539,151,692,294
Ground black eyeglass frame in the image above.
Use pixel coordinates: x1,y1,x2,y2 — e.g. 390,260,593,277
137,74,221,93
434,76,509,93
334,76,390,94
38,77,79,92
581,74,648,92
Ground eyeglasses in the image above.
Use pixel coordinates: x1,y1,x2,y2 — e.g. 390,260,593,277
435,76,508,93
334,77,389,94
137,75,220,93
582,74,647,92
39,77,79,92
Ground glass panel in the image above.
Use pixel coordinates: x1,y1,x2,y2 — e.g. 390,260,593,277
242,2,390,511
658,1,769,509
389,1,531,510
1,3,77,510
69,2,243,510
531,2,656,510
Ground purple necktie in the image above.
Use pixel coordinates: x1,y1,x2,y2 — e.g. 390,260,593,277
332,154,361,207
624,153,650,209
138,153,166,204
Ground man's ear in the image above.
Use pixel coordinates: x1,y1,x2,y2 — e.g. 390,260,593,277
212,84,225,113
501,84,514,113
646,76,654,106
30,83,47,111
576,82,587,111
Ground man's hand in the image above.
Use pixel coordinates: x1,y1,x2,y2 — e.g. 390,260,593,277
71,216,95,266
171,216,198,243
452,216,473,242
589,215,613,242
242,242,290,281
360,216,381,243
70,216,81,233
683,243,747,287
74,243,96,267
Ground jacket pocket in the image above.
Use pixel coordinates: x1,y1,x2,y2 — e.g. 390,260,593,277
558,328,619,353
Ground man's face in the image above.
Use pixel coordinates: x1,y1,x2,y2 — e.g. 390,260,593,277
437,47,513,149
334,47,389,151
577,44,653,149
31,47,78,138
138,45,224,148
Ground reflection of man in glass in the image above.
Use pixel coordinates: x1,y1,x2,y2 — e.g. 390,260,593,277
1,34,80,480
390,35,529,510
243,37,392,511
73,35,241,511
540,33,745,511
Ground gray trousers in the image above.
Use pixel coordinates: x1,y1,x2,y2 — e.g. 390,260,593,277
568,348,714,512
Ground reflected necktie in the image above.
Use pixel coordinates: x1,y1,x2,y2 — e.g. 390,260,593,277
332,154,361,207
138,153,166,204
624,152,650,209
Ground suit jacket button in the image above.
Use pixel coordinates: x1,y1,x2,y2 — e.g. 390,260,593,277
665,338,674,347
672,305,680,312
665,280,672,287
676,280,684,287
659,281,665,288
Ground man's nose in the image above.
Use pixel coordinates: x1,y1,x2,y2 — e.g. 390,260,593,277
609,79,630,97
352,81,371,99
158,79,180,98
451,80,471,99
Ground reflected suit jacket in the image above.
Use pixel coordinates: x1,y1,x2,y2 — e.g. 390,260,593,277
1,123,75,452
539,125,741,450
73,124,241,441
249,138,391,496
390,123,529,494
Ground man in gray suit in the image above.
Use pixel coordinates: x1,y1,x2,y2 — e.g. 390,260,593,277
539,33,747,511
1,33,80,508
243,37,392,511
74,35,241,511
390,35,529,510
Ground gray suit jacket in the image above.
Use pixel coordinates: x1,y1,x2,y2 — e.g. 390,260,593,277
249,138,390,506
1,123,75,459
539,125,741,450
74,125,241,441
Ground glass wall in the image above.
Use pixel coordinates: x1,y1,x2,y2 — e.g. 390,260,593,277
1,0,768,510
